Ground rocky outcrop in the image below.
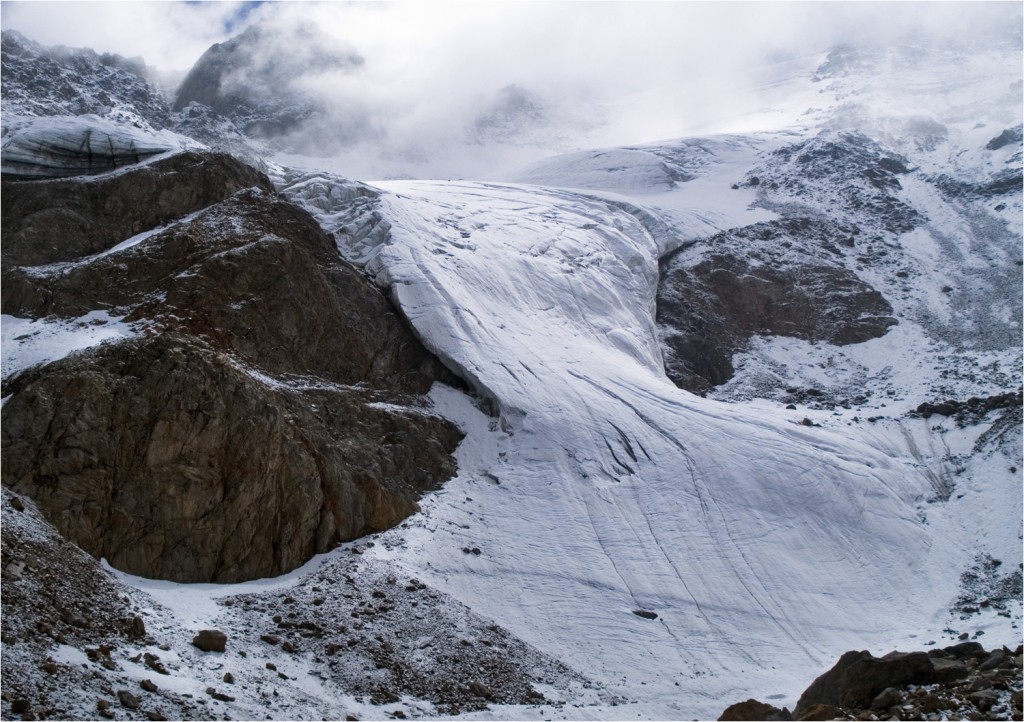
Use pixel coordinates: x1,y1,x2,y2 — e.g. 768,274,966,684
657,218,896,394
719,698,792,720
795,650,939,715
1,151,463,583
719,643,1024,721
655,131,919,396
986,126,1023,152
912,390,1023,424
1,150,271,265
3,181,451,392
1,333,461,583
752,132,920,237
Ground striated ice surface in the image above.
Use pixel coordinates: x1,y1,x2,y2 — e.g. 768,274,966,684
1,114,202,178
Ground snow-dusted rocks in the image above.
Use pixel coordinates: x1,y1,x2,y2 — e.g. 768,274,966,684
657,216,897,395
0,30,171,126
1,149,270,265
0,486,584,720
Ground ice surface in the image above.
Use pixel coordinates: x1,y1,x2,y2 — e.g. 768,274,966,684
356,179,967,717
1,114,201,178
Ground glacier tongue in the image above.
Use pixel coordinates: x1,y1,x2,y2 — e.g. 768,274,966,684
366,179,945,716
0,114,201,178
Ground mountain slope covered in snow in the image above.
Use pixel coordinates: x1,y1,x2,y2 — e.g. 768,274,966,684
281,36,1022,718
0,21,1020,722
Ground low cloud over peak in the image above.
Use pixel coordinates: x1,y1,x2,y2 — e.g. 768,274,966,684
2,1,1019,179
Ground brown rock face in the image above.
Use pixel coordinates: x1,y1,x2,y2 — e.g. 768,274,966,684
657,219,896,395
1,151,463,583
3,186,453,392
795,703,844,721
1,334,461,583
0,150,273,265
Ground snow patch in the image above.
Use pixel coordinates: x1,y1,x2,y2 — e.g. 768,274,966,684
2,311,138,381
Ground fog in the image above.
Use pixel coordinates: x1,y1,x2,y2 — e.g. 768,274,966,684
2,1,1020,179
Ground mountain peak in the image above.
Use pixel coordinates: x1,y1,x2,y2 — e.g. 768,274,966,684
172,19,364,142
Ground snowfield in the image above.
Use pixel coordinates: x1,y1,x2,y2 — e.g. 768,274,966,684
339,176,1015,718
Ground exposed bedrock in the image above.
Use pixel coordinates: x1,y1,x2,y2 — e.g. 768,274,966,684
657,223,896,395
1,334,462,584
1,151,463,582
1,150,272,265
2,184,455,392
0,30,172,126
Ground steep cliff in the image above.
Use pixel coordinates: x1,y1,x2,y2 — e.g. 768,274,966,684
1,151,463,583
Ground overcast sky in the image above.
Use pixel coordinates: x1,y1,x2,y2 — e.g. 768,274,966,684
2,2,1018,75
2,1,1020,178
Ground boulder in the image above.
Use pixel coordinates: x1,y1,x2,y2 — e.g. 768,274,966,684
116,690,140,709
796,703,845,721
192,629,227,652
718,698,791,720
969,689,1000,712
943,641,986,659
870,687,901,710
929,656,970,684
793,650,936,718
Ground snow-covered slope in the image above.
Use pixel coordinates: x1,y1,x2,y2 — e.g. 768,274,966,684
281,37,1020,718
327,173,1012,717
2,22,1021,722
258,37,1021,718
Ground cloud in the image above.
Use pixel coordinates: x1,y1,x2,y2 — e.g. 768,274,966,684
0,1,250,71
2,1,1020,179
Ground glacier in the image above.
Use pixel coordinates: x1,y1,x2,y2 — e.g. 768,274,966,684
260,40,1022,712
341,177,960,718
